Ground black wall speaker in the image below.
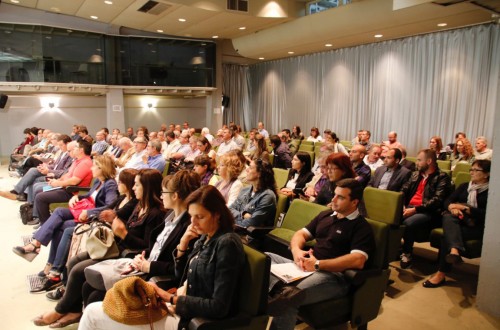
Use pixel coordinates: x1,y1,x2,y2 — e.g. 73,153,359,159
0,94,8,109
222,95,230,108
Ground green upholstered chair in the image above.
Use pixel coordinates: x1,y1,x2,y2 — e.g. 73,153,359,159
301,150,315,165
405,156,417,164
429,227,483,260
162,160,170,177
298,219,391,329
273,168,289,189
363,187,404,266
314,144,322,159
300,140,314,146
452,162,472,179
437,160,451,171
48,179,95,213
268,153,274,166
340,140,353,150
454,171,471,188
263,199,329,258
188,245,271,330
298,144,314,152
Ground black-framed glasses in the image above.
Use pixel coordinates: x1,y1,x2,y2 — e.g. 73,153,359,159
469,168,484,172
161,191,174,194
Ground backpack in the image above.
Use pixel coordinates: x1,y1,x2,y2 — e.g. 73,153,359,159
19,203,33,225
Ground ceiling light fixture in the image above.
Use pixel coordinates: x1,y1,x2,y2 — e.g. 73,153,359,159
288,51,294,54
178,18,186,22
325,43,333,47
157,29,164,33
374,34,383,38
48,102,55,109
258,57,265,60
104,0,113,4
91,15,98,20
11,0,20,3
437,23,447,27
239,27,246,30
212,35,219,39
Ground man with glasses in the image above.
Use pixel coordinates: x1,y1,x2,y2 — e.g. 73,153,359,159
122,137,149,170
138,140,166,173
399,149,452,269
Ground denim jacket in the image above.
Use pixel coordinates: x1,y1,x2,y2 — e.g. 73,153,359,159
174,231,245,328
229,186,277,227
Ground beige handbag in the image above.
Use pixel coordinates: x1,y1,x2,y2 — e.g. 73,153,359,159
86,222,119,260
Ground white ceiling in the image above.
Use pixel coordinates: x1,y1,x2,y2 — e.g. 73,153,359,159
3,0,500,61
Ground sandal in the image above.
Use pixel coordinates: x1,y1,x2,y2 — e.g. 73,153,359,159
13,241,40,262
33,312,62,327
48,313,82,328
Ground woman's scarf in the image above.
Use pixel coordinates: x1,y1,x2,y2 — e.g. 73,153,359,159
467,182,489,208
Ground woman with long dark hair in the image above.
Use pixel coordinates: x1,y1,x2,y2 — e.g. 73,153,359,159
230,159,277,228
280,151,314,199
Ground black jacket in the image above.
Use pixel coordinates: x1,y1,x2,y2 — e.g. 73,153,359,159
175,231,245,329
400,168,452,215
444,183,489,227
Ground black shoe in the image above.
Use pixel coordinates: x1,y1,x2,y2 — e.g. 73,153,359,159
268,286,306,315
422,278,446,288
9,189,18,195
30,277,62,293
445,254,463,265
400,253,412,269
46,286,65,301
16,193,27,202
27,218,40,226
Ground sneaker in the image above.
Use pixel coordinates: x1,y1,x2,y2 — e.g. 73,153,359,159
46,286,65,301
400,253,412,269
30,276,62,293
16,193,27,202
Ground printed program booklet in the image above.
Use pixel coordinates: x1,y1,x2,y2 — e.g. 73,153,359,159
271,263,314,284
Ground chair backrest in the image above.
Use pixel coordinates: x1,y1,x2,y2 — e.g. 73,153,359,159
453,162,472,178
363,187,403,226
301,140,314,146
454,171,471,188
405,156,417,164
339,140,353,149
238,245,271,316
302,150,315,165
274,193,288,225
273,168,289,189
162,161,170,177
365,219,390,269
282,199,329,232
437,160,451,171
298,144,314,152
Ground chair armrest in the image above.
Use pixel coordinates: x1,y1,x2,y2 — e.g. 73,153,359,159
188,314,251,330
344,268,383,286
246,226,275,235
65,186,91,194
120,249,141,258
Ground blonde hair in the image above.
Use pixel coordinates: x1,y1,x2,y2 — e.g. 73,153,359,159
94,154,117,180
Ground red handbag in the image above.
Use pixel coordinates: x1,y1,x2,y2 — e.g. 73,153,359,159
69,197,95,222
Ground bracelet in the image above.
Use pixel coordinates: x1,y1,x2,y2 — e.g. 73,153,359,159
177,244,188,253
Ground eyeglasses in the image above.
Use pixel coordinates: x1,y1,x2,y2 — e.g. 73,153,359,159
161,191,174,194
469,168,484,172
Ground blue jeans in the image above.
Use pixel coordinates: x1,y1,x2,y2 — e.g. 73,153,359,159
33,207,77,264
14,167,44,195
402,212,432,254
49,226,74,273
266,253,350,330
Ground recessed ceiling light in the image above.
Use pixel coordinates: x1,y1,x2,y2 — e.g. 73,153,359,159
258,57,265,60
157,29,164,33
325,43,333,47
104,0,113,4
212,35,219,39
288,51,294,54
178,18,186,22
239,27,246,30
437,23,447,27
10,0,20,3
91,15,98,20
50,7,61,12
374,34,383,38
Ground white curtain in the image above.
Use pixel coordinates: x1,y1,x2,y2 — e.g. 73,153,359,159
243,24,499,155
222,64,252,130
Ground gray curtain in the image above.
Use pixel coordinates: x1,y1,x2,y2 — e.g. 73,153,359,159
240,23,499,155
222,64,252,130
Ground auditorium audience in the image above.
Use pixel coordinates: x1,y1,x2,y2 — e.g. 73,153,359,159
474,136,492,160
450,137,475,170
248,133,270,163
193,154,215,186
315,153,356,205
291,125,304,140
368,148,411,191
213,152,245,206
306,127,323,142
429,136,448,161
363,144,384,171
349,144,371,188
270,134,292,169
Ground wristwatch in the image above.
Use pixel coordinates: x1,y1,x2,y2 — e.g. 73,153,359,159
314,260,320,271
